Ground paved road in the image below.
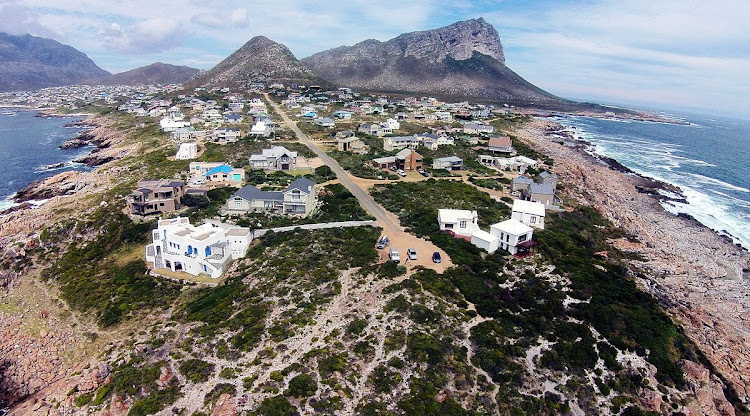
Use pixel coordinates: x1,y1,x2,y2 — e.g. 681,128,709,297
266,94,402,233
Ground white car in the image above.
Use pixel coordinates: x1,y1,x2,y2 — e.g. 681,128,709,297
406,248,417,260
389,248,401,263
396,169,407,177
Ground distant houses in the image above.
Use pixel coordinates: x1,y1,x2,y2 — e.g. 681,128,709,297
145,217,252,278
226,178,317,216
128,179,185,216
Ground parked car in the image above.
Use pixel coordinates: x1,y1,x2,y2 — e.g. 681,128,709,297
396,169,407,177
441,229,456,237
432,251,442,263
389,166,397,171
376,236,389,249
389,248,401,263
191,178,206,185
406,248,417,260
419,170,430,177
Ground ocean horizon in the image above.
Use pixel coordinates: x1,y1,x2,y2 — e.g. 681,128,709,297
551,111,750,250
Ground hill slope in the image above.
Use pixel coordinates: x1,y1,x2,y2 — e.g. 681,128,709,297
186,36,325,90
302,18,567,107
87,62,200,86
0,33,110,92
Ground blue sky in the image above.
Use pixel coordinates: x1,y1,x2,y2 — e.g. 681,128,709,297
2,0,748,117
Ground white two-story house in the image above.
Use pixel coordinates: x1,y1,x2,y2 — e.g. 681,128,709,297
437,209,480,237
145,217,252,278
249,146,298,171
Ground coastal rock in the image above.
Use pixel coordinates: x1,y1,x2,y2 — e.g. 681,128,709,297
517,119,750,411
59,137,91,149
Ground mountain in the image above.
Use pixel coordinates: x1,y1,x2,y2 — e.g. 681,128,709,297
87,62,200,86
302,18,568,108
0,32,110,92
186,36,325,89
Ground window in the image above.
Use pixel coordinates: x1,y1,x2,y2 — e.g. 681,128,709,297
445,223,453,229
530,216,537,223
459,220,467,228
518,234,527,243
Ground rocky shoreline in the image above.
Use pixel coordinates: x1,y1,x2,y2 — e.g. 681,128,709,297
515,118,750,412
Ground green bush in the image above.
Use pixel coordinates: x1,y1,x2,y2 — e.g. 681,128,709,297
254,395,299,416
179,359,215,383
286,374,317,398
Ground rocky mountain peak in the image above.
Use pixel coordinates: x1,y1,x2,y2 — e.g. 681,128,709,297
393,17,505,64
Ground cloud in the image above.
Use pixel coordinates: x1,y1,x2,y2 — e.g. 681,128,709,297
0,2,57,37
103,18,185,54
191,8,250,29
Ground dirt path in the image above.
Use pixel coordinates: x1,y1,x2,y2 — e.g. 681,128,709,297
265,94,452,272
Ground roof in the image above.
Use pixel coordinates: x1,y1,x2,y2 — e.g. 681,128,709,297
512,199,546,216
438,209,477,224
512,176,534,185
471,230,498,243
372,156,396,164
204,165,233,176
491,218,533,235
530,183,555,195
488,136,512,148
435,156,463,163
231,185,283,201
285,177,315,193
539,171,557,179
395,148,420,159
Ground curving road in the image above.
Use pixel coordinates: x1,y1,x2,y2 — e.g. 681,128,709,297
265,93,402,233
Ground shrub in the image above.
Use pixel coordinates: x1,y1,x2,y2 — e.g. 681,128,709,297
286,374,317,398
179,359,215,383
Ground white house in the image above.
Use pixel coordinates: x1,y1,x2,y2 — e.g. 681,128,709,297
471,230,499,253
212,128,242,144
437,209,480,237
511,199,546,230
175,142,198,160
248,121,273,137
462,121,494,135
145,217,252,278
249,146,298,171
383,135,421,151
160,116,190,132
490,219,534,255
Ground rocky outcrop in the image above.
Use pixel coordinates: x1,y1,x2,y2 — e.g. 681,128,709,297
516,119,750,412
186,36,325,90
302,18,569,108
0,32,109,92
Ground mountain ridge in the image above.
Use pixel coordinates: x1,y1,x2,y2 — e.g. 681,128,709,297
85,62,200,86
301,18,570,108
0,32,110,92
185,35,326,90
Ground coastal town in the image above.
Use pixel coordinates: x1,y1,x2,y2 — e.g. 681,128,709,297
0,15,749,416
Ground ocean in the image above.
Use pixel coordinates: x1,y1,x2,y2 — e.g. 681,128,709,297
551,112,750,250
0,109,93,211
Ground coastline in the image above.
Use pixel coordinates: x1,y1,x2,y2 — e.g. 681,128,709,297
514,118,750,405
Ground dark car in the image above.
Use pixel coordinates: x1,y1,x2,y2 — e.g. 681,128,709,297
432,251,442,263
419,170,430,177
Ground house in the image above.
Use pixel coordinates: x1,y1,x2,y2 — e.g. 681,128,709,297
487,135,514,154
438,209,480,237
526,183,556,206
159,116,190,132
170,127,205,142
463,121,494,135
511,199,546,229
204,165,245,185
337,136,368,153
128,179,185,216
144,217,252,278
471,230,499,253
395,149,423,171
249,146,298,171
372,156,397,170
539,171,558,188
224,113,244,124
248,121,273,137
226,178,316,215
383,135,420,151
190,161,231,176
333,110,352,119
490,219,534,255
511,176,534,192
358,122,380,136
314,117,336,128
212,128,242,144
432,156,464,170
511,156,539,173
175,143,197,160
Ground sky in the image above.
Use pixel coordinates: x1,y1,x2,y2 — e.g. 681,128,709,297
1,0,748,118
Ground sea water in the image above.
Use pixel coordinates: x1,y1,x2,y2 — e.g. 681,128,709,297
0,109,93,211
552,112,750,250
